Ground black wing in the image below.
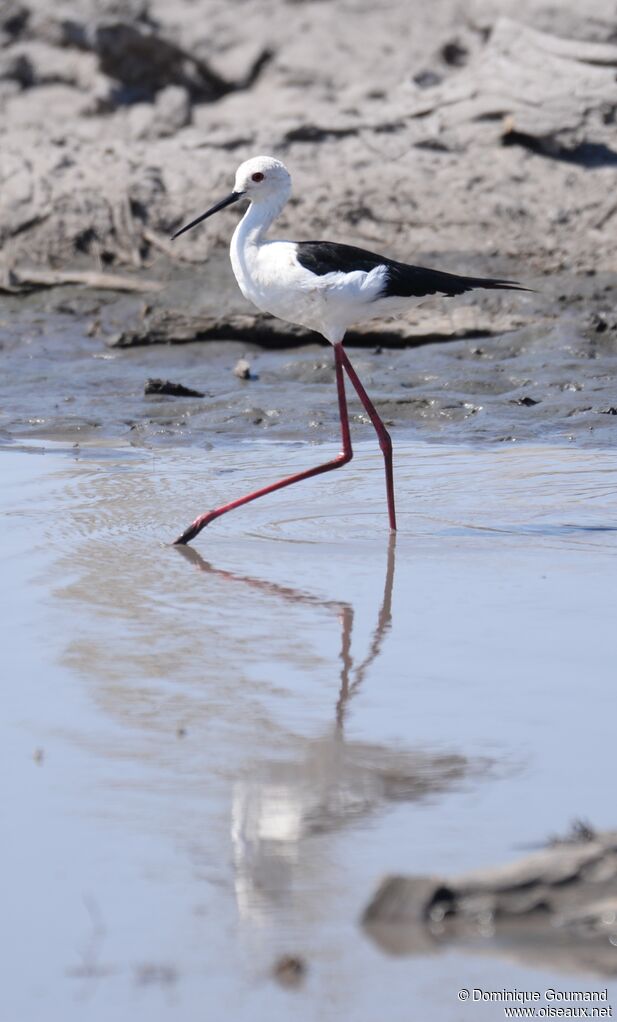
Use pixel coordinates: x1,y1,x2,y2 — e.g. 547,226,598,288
295,241,528,297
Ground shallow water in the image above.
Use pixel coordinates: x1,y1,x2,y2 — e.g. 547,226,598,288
3,438,617,1020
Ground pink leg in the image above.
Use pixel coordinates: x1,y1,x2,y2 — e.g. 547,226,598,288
173,343,353,545
338,346,396,531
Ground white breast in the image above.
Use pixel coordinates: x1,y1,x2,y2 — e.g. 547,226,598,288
230,233,387,344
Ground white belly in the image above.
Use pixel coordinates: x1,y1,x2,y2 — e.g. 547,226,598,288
230,235,387,344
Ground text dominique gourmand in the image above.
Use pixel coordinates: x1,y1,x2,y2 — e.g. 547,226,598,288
457,988,613,1017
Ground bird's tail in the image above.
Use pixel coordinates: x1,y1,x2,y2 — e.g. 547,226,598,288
461,275,533,293
386,262,533,298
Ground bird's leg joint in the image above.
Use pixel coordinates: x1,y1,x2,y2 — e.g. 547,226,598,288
378,430,392,456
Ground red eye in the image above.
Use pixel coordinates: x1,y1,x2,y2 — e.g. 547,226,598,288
251,172,264,182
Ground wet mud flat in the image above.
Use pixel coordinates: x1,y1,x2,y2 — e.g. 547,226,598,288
2,437,617,1021
1,262,617,451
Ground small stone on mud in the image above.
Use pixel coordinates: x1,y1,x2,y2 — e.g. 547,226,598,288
233,358,252,380
413,69,442,89
144,378,204,397
591,313,609,333
513,396,539,407
272,954,306,989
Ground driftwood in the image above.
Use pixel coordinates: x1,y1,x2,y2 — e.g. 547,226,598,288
363,828,617,975
108,306,532,350
0,268,162,294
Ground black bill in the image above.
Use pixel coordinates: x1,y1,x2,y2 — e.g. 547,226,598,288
171,190,244,241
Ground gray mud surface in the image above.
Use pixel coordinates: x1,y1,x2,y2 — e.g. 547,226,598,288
2,0,617,276
2,264,616,449
1,0,617,451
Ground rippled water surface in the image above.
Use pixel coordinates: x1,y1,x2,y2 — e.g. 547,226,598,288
3,439,617,1020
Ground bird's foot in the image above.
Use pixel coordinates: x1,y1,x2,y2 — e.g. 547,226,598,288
172,511,214,546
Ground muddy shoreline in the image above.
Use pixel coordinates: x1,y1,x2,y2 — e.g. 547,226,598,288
2,257,616,450
2,1,617,451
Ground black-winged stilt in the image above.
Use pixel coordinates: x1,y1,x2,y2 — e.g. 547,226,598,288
171,156,527,545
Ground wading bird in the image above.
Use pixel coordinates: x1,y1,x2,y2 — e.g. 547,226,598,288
171,156,526,544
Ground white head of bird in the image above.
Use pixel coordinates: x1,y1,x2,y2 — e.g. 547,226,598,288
171,156,291,241
234,156,292,206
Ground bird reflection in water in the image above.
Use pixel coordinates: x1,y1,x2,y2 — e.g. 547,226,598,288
176,535,468,924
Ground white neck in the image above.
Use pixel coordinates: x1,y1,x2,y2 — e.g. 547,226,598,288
230,193,288,303
232,192,287,249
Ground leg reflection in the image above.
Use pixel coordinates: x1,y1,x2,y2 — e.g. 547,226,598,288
174,536,467,926
336,532,396,732
175,531,397,736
